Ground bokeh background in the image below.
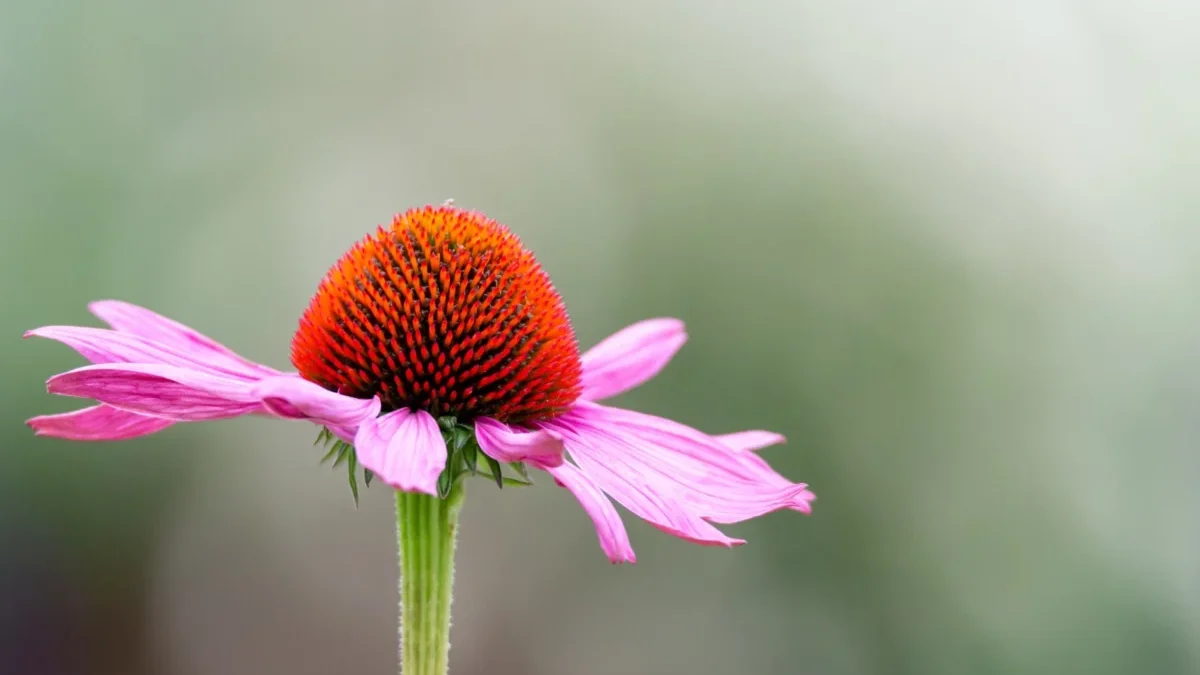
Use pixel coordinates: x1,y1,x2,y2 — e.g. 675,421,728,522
3,1,1199,674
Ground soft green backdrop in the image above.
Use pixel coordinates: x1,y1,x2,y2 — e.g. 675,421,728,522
2,2,1198,674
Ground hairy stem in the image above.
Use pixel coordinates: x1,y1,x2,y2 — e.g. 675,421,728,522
396,483,464,675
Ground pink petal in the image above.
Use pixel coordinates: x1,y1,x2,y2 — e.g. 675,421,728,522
327,424,356,444
715,431,786,453
27,404,174,441
558,403,814,524
252,375,381,427
576,403,813,515
545,414,744,548
46,363,261,421
475,417,564,467
579,318,687,400
354,409,447,496
571,402,774,483
88,301,278,378
540,461,636,564
713,432,805,496
26,326,268,381
717,433,812,508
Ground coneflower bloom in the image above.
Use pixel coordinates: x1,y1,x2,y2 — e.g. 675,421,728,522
28,204,812,562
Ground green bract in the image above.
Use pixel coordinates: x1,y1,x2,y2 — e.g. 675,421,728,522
314,417,535,507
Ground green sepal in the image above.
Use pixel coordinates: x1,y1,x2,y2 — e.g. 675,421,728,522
316,418,542,506
485,455,504,489
509,461,533,484
472,469,535,488
462,441,479,475
450,425,471,452
332,441,353,468
314,430,373,507
314,427,333,447
347,452,361,507
319,443,341,465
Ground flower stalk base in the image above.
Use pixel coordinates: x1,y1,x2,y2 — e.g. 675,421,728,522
397,483,465,675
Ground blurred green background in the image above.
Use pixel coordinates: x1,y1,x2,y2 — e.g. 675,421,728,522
3,2,1199,674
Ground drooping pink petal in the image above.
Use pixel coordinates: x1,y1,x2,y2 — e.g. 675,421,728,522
715,431,786,453
354,408,447,496
712,431,805,493
46,363,261,421
539,461,636,564
88,300,278,378
475,417,565,467
27,404,174,441
26,326,268,381
252,375,381,427
570,402,769,483
572,450,744,546
547,417,744,547
554,403,814,526
579,318,687,401
574,402,813,513
716,432,813,507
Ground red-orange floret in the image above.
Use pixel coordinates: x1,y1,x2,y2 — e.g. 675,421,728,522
291,205,582,423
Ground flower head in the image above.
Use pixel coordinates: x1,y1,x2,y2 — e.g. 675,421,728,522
291,205,581,423
27,204,813,563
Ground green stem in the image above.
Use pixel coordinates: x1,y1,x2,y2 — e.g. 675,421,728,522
396,482,465,675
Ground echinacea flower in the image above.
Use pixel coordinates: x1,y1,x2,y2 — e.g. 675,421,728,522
28,204,813,563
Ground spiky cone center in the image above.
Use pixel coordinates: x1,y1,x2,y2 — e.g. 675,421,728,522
291,205,583,424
